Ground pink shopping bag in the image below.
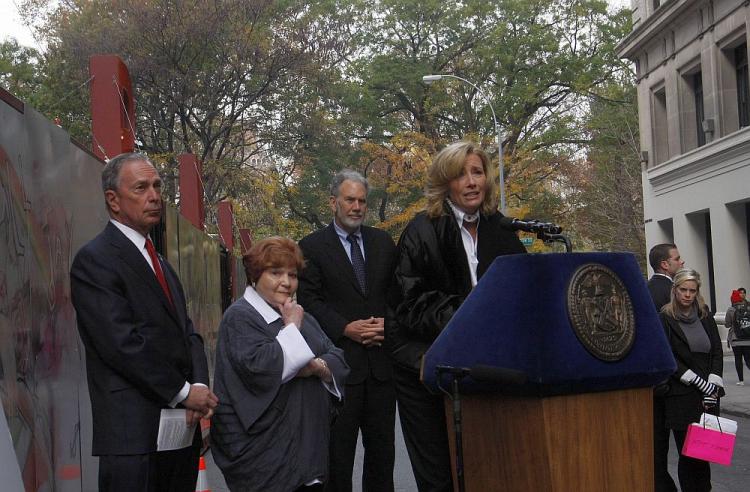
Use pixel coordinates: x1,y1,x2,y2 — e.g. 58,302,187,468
681,422,736,466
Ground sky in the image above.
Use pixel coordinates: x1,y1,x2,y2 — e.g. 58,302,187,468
1,0,632,52
0,0,40,49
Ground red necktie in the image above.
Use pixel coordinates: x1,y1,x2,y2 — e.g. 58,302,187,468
145,238,173,306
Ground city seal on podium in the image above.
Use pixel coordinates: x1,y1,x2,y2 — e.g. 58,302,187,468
566,263,636,362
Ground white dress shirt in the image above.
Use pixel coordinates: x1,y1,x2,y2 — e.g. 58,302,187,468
446,202,480,287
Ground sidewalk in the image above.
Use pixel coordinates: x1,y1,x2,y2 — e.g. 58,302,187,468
719,354,750,418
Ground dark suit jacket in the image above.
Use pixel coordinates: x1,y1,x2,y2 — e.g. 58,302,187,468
70,222,209,455
298,223,396,385
648,274,672,311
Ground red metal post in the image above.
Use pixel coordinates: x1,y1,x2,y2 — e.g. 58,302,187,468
178,153,204,231
238,229,253,254
89,55,135,160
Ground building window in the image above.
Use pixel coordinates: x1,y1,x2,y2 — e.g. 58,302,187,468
736,44,750,128
719,39,749,135
694,72,706,146
652,86,668,165
680,67,705,151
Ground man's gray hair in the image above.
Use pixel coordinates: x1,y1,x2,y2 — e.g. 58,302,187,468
330,169,368,197
101,152,153,193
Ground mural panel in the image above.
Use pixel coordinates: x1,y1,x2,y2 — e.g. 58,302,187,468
0,94,226,491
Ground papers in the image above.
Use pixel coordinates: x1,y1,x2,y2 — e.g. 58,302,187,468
157,409,196,451
698,413,738,435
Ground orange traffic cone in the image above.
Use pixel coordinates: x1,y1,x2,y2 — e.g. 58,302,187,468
195,456,210,492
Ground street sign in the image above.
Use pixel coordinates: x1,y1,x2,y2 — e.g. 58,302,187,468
521,237,534,246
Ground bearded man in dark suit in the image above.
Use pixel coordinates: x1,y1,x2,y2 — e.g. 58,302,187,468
70,153,218,492
298,170,397,492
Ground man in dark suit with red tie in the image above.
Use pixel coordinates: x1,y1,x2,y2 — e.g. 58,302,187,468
70,153,218,492
298,170,397,492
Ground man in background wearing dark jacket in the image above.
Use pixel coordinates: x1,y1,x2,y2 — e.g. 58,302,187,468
647,242,684,492
298,170,397,492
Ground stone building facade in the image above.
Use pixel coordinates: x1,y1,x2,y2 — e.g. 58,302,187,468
618,0,750,311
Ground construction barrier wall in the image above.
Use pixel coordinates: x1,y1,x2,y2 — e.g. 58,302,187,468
0,89,232,490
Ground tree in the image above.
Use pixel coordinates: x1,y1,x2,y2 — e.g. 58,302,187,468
564,76,646,269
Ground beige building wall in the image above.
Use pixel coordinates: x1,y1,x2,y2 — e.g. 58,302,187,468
618,0,750,313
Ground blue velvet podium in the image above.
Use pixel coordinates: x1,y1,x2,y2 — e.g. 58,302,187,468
422,252,676,491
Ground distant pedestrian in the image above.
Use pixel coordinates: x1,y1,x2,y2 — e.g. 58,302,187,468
725,289,750,385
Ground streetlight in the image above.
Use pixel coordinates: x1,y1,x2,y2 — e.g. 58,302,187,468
422,74,506,213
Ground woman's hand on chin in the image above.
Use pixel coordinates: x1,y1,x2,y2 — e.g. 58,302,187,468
280,297,304,328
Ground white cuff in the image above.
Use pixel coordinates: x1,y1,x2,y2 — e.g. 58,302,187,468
169,381,192,408
322,375,342,401
276,323,315,383
680,369,697,385
708,374,724,388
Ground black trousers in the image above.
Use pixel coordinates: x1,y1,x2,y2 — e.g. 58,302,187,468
326,376,396,492
732,345,750,381
98,444,200,492
653,395,677,492
672,427,712,492
393,366,452,492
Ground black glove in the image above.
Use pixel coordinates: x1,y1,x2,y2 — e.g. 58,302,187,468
703,395,718,408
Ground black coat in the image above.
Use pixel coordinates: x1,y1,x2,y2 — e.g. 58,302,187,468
298,223,397,385
659,312,724,428
70,222,209,455
648,274,672,311
389,208,526,371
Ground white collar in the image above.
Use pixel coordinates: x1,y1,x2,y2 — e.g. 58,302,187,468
652,272,673,282
110,219,149,250
446,199,480,224
243,286,281,324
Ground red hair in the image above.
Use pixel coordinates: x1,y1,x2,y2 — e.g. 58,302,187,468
243,236,305,284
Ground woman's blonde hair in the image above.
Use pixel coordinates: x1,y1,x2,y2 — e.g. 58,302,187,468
661,268,710,319
424,140,498,218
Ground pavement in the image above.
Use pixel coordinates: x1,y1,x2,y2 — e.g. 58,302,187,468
201,354,750,492
717,353,750,418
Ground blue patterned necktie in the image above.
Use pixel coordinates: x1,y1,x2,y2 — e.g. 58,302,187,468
347,233,367,294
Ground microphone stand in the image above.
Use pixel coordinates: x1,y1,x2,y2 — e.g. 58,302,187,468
436,367,468,492
537,231,572,253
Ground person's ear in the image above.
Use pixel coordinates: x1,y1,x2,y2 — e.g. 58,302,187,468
105,190,119,213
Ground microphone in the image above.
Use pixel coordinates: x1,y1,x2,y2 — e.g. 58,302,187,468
499,216,563,235
436,364,527,385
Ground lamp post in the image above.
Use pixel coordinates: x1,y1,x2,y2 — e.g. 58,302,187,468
422,74,506,213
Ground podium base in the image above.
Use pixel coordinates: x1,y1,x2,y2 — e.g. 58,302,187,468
445,387,653,492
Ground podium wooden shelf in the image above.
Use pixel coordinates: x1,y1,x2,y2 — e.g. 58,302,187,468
445,387,653,492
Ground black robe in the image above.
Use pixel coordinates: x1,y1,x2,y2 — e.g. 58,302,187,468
211,296,349,491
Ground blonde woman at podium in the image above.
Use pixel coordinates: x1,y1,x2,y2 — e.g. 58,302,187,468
659,268,724,492
388,140,526,491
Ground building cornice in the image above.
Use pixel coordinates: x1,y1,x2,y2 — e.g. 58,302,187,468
647,127,750,194
617,0,698,59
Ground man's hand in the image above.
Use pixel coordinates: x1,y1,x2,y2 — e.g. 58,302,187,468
344,317,384,346
183,384,219,419
280,298,304,329
185,409,202,426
